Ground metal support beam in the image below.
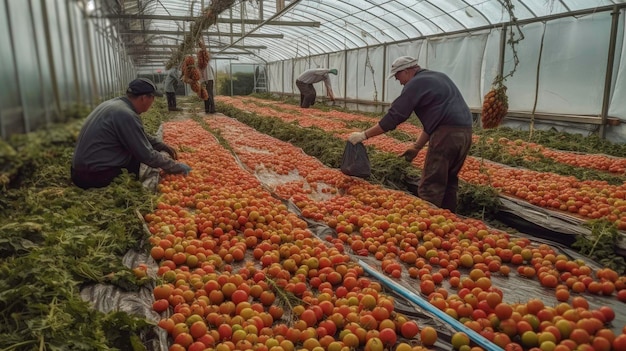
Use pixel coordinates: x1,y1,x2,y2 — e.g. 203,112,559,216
600,6,621,137
136,58,239,66
131,51,254,57
119,29,283,38
124,43,267,50
91,14,320,27
217,0,300,54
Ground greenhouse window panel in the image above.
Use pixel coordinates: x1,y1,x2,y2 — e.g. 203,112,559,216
433,0,492,29
521,0,570,17
465,0,533,22
564,0,619,11
304,0,411,42
373,1,441,36
358,4,421,40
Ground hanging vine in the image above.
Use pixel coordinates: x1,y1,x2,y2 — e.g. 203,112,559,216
481,0,525,129
529,25,547,140
165,0,236,70
364,47,378,102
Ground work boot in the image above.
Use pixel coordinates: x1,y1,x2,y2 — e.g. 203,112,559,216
168,107,183,112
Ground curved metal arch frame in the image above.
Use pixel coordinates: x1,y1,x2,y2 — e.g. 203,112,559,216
459,0,493,26
419,0,471,31
216,5,364,57
123,0,621,66
312,0,416,42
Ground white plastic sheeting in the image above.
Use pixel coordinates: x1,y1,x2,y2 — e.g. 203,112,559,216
104,0,626,136
112,0,624,65
120,0,624,63
264,7,626,143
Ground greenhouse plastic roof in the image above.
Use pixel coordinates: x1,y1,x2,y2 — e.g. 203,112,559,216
96,0,626,67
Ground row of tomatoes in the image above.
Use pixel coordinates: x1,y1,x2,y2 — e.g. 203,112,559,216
217,96,626,230
195,114,625,349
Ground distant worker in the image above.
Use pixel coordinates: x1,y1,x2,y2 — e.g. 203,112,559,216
164,65,182,111
201,63,216,114
71,78,191,189
348,56,472,213
295,68,337,108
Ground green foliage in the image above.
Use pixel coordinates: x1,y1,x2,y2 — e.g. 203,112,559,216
141,98,170,135
476,127,626,159
101,312,154,351
7,120,82,188
0,120,159,349
61,104,93,122
456,183,502,220
0,140,20,190
573,219,626,274
471,134,626,185
218,72,255,96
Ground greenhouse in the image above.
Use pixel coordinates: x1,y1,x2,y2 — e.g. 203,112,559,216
2,0,626,350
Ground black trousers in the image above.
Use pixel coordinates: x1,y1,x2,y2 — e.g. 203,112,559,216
166,92,177,110
295,80,316,108
204,81,215,113
71,158,140,189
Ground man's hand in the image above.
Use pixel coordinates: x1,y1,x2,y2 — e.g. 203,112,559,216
154,142,178,160
348,131,367,145
163,145,178,160
401,148,420,162
178,163,192,176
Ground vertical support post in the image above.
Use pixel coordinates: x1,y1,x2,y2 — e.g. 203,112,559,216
600,6,620,138
229,7,234,47
27,0,49,126
106,31,116,91
82,0,99,106
230,62,233,96
96,22,107,96
259,0,263,19
343,50,348,109
65,0,81,105
39,0,62,120
4,0,27,132
498,24,507,81
382,44,387,113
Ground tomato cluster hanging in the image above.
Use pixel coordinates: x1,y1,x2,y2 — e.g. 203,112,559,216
481,84,509,129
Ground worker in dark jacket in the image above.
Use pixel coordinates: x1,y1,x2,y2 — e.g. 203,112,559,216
71,78,191,189
295,68,337,108
164,66,182,111
348,56,472,212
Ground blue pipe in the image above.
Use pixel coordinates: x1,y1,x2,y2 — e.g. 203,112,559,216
358,260,503,351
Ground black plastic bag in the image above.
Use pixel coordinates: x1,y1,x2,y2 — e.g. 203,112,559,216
340,141,371,178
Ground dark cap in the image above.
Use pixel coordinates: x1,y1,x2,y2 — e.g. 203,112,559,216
127,78,163,97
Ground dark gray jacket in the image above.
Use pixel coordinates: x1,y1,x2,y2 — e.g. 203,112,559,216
72,97,184,173
379,69,472,135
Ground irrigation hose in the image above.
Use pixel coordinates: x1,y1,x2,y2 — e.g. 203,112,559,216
358,260,504,351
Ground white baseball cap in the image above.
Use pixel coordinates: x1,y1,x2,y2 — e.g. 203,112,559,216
387,56,418,80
